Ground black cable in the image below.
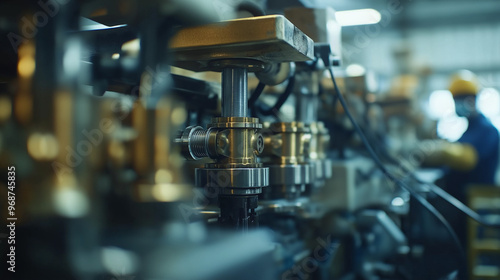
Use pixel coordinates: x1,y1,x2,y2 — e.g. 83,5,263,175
413,175,500,228
259,75,295,116
366,128,500,227
370,130,500,228
328,67,467,279
356,107,500,228
331,93,339,116
248,82,265,109
271,75,295,112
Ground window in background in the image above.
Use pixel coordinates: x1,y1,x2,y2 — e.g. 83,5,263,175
428,90,468,141
477,87,500,131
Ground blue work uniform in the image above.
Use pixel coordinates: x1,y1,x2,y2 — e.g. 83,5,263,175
447,113,499,201
442,113,499,248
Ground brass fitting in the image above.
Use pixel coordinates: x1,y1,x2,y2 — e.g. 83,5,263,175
261,122,312,199
309,122,331,160
305,121,332,190
178,117,264,168
177,117,268,194
317,122,331,160
208,117,264,168
262,122,311,165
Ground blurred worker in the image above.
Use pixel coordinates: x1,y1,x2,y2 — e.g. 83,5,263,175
446,70,499,201
426,70,499,247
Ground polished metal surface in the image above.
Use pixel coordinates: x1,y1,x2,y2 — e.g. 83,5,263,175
218,187,263,195
209,59,266,72
294,71,320,124
284,7,342,57
310,161,322,182
308,161,317,184
255,62,295,86
209,117,262,129
321,158,333,180
261,122,312,199
170,15,315,72
314,122,332,181
210,119,264,167
266,164,312,199
308,159,332,188
222,67,248,117
268,164,311,186
177,125,210,160
196,167,269,192
297,121,332,189
262,122,311,165
132,96,192,202
295,95,318,124
177,117,263,163
258,199,306,214
258,198,328,219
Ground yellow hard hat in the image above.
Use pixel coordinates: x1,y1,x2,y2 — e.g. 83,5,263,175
449,70,479,96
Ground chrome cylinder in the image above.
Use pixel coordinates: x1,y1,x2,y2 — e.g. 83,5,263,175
222,67,248,117
295,94,318,124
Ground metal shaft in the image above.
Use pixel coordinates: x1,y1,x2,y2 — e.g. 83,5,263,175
295,94,318,124
222,68,248,117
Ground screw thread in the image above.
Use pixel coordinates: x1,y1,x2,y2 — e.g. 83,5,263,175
190,129,209,158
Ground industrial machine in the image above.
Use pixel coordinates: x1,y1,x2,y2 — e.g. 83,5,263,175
0,1,483,279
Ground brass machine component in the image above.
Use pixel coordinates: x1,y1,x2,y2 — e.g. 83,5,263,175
178,117,266,194
176,67,270,229
282,7,339,192
178,116,267,228
316,122,331,166
292,72,333,192
203,117,264,168
132,97,192,202
261,122,312,200
172,14,314,229
5,36,93,220
195,117,266,227
308,122,333,190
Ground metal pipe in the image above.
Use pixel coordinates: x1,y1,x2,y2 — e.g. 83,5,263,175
295,94,318,124
222,67,248,117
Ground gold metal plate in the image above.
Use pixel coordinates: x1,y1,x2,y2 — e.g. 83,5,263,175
169,15,315,72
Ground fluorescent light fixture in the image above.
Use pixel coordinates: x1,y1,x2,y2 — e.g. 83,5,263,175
428,89,468,141
477,88,500,118
437,116,468,142
345,64,366,77
335,9,381,26
391,197,405,207
79,18,127,31
428,90,455,119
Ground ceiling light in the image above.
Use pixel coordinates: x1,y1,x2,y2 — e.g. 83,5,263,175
335,9,381,26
